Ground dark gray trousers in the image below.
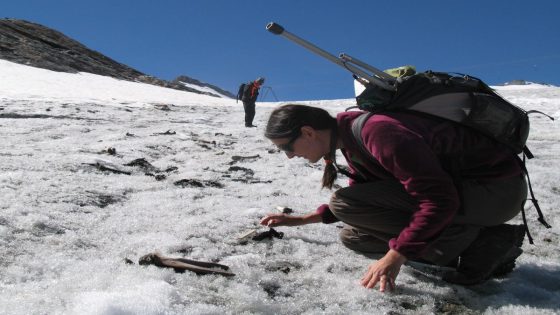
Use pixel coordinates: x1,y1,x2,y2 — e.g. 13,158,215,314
242,101,256,126
330,176,527,265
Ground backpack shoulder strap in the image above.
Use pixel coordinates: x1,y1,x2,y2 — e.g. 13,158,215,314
351,112,375,159
516,155,552,245
347,112,388,183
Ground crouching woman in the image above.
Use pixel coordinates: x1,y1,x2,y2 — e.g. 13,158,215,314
260,104,527,292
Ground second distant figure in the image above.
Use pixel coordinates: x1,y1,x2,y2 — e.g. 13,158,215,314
238,77,265,127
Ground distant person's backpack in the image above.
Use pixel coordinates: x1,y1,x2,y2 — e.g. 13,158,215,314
236,83,247,103
350,69,554,242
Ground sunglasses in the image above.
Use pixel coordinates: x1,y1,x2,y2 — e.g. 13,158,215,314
277,133,300,152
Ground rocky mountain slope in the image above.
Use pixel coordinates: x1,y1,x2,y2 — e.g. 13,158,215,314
0,18,233,98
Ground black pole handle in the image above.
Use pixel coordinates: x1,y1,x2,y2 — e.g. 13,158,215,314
266,22,284,35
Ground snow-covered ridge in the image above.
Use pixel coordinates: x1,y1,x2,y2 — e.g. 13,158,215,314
0,19,234,99
0,59,233,107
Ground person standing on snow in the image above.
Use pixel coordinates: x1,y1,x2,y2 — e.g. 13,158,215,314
260,104,527,292
239,77,265,127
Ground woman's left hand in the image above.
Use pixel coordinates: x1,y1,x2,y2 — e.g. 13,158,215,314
361,249,407,292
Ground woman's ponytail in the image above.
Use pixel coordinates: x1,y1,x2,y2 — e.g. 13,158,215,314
321,121,339,190
322,159,338,189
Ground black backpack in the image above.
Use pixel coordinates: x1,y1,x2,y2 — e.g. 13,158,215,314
350,71,553,242
353,71,552,157
236,83,246,103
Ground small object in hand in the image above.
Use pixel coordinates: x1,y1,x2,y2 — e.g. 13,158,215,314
276,206,293,214
252,228,284,241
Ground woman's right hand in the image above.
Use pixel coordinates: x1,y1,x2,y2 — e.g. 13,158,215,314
260,212,322,227
260,214,301,227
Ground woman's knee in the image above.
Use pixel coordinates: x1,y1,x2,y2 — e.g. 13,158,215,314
338,226,388,253
329,181,416,216
328,189,349,217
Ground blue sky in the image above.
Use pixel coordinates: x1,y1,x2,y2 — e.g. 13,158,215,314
2,0,559,101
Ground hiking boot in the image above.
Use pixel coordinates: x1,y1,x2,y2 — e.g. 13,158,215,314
245,124,257,128
442,224,525,285
496,224,525,245
491,224,526,278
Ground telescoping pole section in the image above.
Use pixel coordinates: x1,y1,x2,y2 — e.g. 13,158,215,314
266,22,395,91
339,53,396,82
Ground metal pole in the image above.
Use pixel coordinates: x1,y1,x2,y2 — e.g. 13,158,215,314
268,87,279,101
260,88,269,101
260,86,279,102
266,22,395,91
339,53,396,82
267,23,346,69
